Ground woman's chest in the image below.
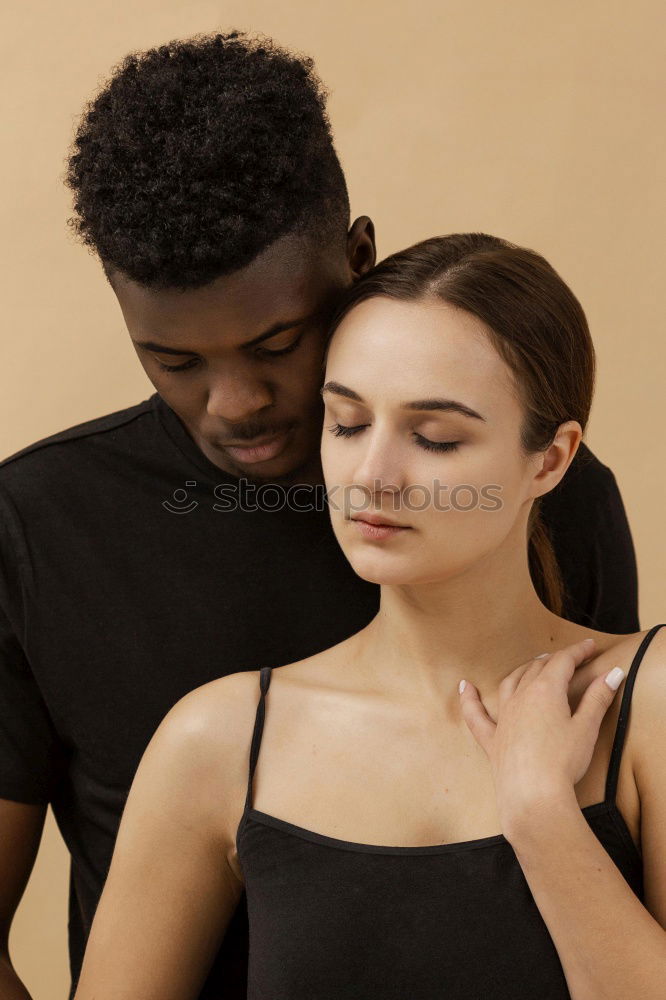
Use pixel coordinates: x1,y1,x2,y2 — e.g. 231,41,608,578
249,680,640,853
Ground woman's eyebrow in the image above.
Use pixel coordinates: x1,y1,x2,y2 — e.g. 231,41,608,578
320,381,486,421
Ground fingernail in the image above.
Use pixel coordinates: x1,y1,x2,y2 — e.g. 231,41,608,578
534,652,549,659
583,637,595,647
605,667,625,691
458,679,467,694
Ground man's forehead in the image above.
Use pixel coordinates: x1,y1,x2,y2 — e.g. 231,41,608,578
115,241,341,343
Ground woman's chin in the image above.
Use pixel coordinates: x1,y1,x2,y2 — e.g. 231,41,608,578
345,555,426,588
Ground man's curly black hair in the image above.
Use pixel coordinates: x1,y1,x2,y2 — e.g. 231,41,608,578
65,31,350,289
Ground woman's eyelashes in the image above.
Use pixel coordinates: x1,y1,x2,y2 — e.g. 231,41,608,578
413,432,461,453
327,422,461,453
153,334,304,372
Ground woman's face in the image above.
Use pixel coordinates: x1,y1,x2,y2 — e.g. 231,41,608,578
320,295,552,587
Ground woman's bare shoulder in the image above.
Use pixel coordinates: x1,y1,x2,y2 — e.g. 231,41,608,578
587,622,666,670
583,623,666,793
619,622,666,736
567,621,663,672
156,669,264,766
135,671,264,837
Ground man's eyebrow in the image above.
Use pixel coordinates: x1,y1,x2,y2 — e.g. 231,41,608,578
134,314,319,356
320,382,486,421
134,340,195,356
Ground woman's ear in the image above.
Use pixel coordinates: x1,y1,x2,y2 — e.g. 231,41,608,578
530,420,583,499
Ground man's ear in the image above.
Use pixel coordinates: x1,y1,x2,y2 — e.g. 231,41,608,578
530,420,583,499
347,216,376,279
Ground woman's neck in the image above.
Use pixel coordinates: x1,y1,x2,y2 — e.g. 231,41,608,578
354,539,570,704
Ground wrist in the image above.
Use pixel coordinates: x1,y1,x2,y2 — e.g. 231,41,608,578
500,784,579,846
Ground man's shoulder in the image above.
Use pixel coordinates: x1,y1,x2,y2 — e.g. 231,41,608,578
1,396,156,471
0,396,158,496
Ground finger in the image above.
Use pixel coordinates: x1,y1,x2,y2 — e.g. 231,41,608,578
573,666,625,735
513,651,552,691
542,637,597,687
458,680,496,753
503,638,595,700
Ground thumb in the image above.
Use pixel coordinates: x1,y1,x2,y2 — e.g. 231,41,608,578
574,667,625,734
459,680,496,753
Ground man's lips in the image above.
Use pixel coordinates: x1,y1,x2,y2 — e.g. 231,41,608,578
222,428,293,464
224,431,285,447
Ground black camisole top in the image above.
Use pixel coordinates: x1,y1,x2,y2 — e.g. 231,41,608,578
236,624,663,999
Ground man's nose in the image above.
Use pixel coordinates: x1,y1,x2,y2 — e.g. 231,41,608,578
206,373,274,425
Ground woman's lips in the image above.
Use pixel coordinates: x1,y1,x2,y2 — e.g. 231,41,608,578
351,518,411,541
224,429,291,464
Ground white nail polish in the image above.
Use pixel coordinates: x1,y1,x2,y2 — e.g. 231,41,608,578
458,679,467,694
534,652,549,659
605,667,625,691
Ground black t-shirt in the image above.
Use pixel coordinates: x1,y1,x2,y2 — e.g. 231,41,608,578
0,393,639,998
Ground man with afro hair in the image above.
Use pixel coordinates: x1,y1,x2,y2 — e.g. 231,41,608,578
0,30,639,1000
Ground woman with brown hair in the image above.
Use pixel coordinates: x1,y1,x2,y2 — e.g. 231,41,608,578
74,234,666,999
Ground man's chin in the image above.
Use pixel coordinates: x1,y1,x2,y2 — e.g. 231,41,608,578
247,451,323,485
210,443,320,485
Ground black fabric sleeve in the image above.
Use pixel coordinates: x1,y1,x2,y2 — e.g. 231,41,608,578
539,443,640,634
577,479,640,634
0,487,65,804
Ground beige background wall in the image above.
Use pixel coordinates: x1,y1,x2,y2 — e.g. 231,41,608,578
2,0,664,995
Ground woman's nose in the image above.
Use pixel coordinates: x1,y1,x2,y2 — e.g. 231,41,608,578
350,432,406,505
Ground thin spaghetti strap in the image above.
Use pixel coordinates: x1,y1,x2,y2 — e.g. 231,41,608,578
243,667,273,814
605,623,666,804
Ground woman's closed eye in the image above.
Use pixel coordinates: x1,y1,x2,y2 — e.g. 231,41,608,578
327,422,460,453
